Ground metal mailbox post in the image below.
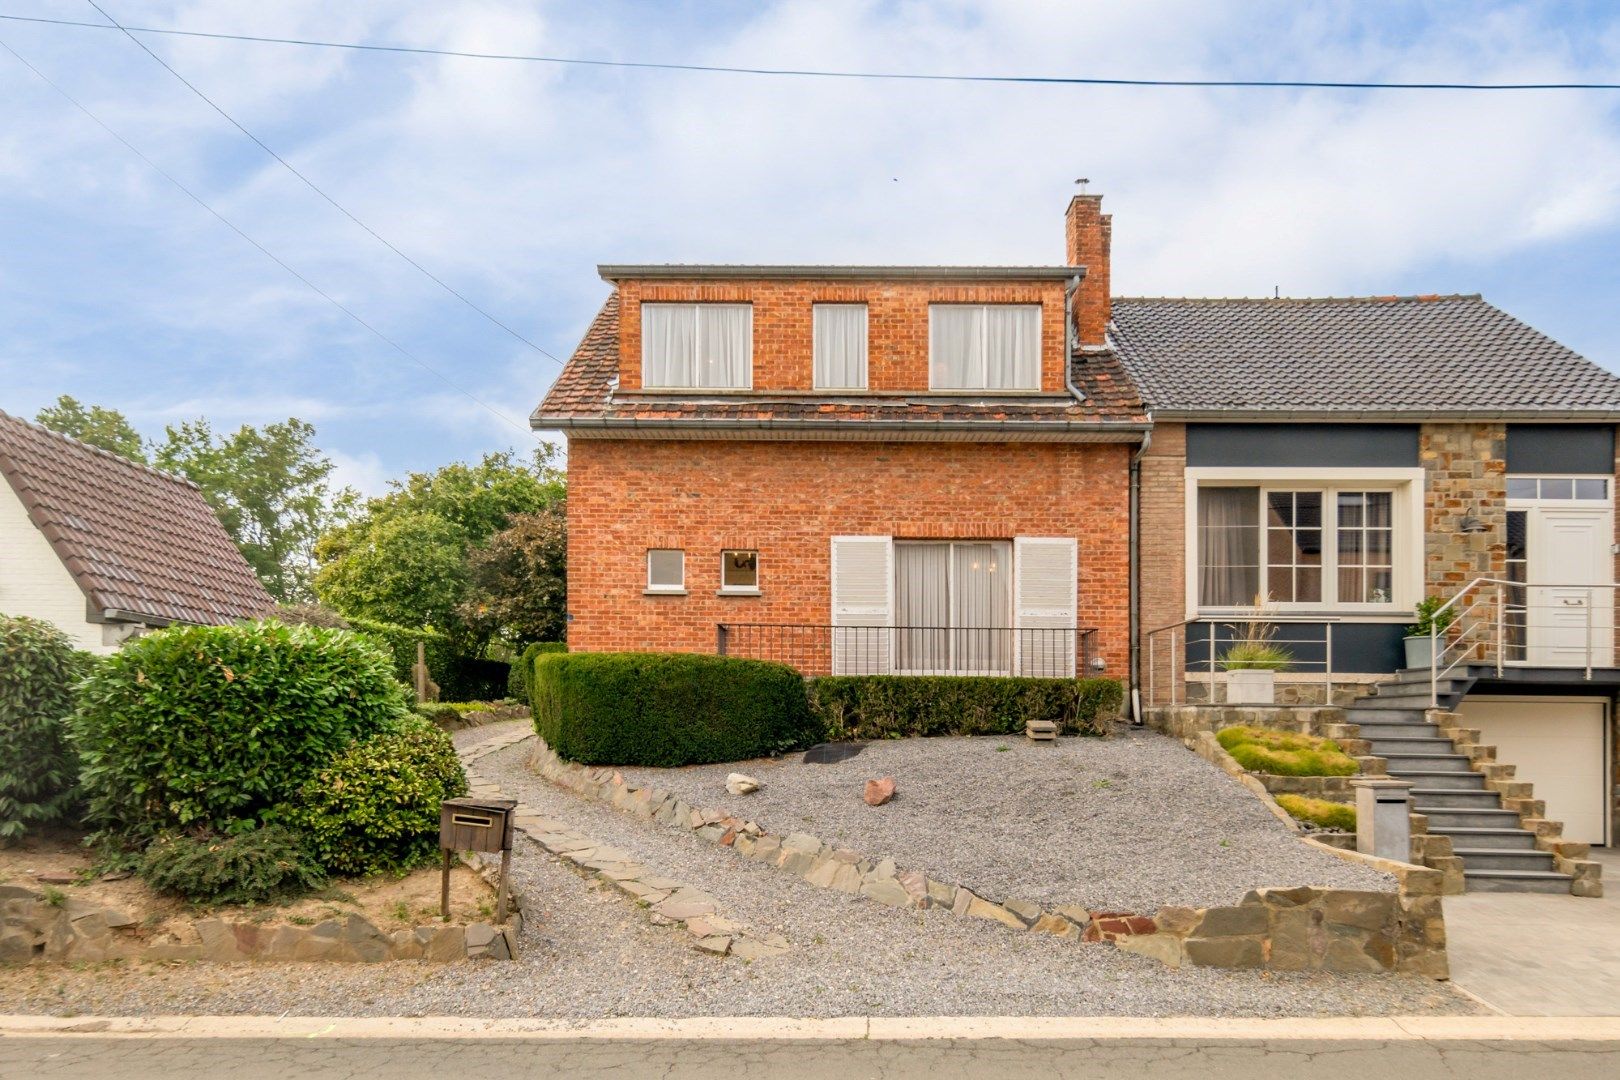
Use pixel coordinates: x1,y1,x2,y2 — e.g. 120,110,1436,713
439,796,517,922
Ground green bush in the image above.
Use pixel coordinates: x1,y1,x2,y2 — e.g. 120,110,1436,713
138,825,326,906
70,621,409,842
507,641,566,700
0,614,93,843
1216,726,1358,777
533,652,819,766
281,718,468,876
1275,794,1357,832
808,676,1123,741
346,616,508,702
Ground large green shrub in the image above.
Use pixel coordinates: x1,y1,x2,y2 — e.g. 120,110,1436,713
507,641,566,700
70,621,409,842
808,676,1123,741
0,614,92,843
346,616,508,702
1216,726,1358,777
533,652,819,766
138,825,326,906
281,718,467,876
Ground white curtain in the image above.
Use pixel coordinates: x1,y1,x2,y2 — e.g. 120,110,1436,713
1198,487,1260,607
697,304,751,388
929,306,983,389
984,306,1040,389
814,304,868,389
641,304,696,387
953,542,1012,672
895,544,950,671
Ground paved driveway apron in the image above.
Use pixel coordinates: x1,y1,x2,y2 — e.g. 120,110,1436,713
1445,849,1620,1015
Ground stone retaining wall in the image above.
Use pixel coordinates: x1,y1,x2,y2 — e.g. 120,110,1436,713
528,735,1447,977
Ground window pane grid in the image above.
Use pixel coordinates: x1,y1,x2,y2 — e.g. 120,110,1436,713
1264,491,1322,604
1507,476,1610,500
1336,491,1394,604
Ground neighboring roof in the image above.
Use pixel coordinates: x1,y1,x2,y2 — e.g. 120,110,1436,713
1111,294,1620,418
0,411,276,626
534,292,1147,436
599,265,1083,282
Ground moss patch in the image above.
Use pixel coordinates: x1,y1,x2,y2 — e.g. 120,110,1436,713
1216,725,1358,777
1275,794,1357,831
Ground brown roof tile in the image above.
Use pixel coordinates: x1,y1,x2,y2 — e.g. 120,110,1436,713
534,290,1147,431
0,411,276,626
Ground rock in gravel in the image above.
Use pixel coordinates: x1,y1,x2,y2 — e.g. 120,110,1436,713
864,777,896,806
726,773,761,795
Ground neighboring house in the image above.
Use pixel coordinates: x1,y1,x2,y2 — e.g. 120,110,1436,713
0,410,274,653
1116,296,1620,852
534,196,1146,679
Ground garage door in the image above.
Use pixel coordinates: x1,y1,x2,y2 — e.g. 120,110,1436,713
1457,697,1609,846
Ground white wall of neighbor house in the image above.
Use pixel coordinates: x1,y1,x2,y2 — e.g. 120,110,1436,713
0,478,120,653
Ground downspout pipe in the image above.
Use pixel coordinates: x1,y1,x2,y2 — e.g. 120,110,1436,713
1129,418,1153,724
1063,274,1086,403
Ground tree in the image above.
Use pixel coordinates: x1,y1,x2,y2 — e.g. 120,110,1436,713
34,396,147,463
459,503,567,646
312,447,562,642
154,418,354,603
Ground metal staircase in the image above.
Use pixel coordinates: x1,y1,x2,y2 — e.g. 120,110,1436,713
1350,669,1572,893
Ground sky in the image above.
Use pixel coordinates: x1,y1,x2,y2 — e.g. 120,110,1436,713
2,1,1619,495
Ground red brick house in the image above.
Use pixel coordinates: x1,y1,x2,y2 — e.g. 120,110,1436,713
534,197,1146,679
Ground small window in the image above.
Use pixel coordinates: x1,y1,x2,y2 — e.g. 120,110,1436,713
641,303,752,388
1576,477,1609,499
720,550,759,593
646,549,685,593
929,304,1040,390
813,304,868,389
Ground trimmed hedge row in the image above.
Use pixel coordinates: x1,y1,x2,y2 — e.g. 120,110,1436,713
507,641,567,700
808,675,1123,741
346,616,508,702
532,652,820,767
0,613,93,842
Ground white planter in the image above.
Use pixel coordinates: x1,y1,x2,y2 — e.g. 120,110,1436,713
1225,669,1277,705
1403,635,1435,669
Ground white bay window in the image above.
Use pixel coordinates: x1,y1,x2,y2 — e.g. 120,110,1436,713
641,303,752,389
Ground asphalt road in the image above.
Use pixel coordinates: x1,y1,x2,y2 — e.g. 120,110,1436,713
7,1037,1620,1079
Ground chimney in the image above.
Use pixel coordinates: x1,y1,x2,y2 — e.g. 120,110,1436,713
1064,193,1111,346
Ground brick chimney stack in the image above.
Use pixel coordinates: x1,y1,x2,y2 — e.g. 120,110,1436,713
1064,194,1111,346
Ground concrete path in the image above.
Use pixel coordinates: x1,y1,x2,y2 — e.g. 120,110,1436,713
5,1017,1620,1079
1445,849,1620,1015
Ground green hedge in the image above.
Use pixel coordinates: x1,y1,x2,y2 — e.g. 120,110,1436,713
507,641,567,700
346,617,508,702
0,614,93,843
70,621,408,842
807,676,1123,741
532,652,820,766
1216,726,1358,777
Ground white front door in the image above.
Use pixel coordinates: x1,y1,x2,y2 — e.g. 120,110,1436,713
1526,507,1614,666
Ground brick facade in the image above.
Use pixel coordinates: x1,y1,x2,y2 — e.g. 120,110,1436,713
1136,422,1188,669
565,438,1133,677
615,278,1070,394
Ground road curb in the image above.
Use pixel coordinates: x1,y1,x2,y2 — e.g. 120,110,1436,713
3,1015,1620,1041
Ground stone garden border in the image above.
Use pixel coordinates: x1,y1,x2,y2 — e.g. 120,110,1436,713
526,735,1449,977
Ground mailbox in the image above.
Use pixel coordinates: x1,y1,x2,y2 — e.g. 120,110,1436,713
440,796,516,853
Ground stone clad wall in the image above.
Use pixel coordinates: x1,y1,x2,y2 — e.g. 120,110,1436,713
1421,422,1507,593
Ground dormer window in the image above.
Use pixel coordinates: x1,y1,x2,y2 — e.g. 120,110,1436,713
813,303,868,390
642,303,752,389
928,304,1040,390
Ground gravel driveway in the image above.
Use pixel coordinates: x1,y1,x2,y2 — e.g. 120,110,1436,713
619,730,1392,910
0,734,1473,1020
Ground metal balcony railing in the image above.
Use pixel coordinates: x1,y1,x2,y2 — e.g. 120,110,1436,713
715,624,1098,678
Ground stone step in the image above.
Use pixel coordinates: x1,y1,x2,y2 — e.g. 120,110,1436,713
1420,807,1522,830
1355,696,1435,711
1383,753,1475,773
1393,769,1487,791
1411,788,1504,808
1441,827,1540,850
1464,869,1574,894
1365,736,1456,755
1386,670,1471,691
1455,848,1557,873
1343,713,1433,734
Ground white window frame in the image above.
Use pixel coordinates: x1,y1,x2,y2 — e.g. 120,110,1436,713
1184,467,1424,619
645,548,686,594
926,303,1042,392
1505,473,1612,502
812,303,869,390
639,302,753,390
718,549,761,595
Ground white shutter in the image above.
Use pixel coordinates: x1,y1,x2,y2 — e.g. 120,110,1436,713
831,536,892,675
1015,537,1077,677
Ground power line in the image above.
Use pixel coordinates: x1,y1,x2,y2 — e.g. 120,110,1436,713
0,32,538,441
3,11,1619,90
80,1,567,370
